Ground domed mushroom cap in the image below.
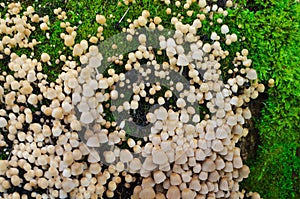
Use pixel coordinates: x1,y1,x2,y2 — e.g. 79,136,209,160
142,156,157,171
62,178,75,192
0,117,7,128
11,175,21,186
86,135,100,147
0,160,8,174
239,165,250,178
73,44,84,56
202,159,216,172
103,151,116,163
155,107,168,121
129,158,142,171
37,177,49,189
71,162,83,176
166,186,181,199
211,139,224,152
170,173,182,186
221,25,229,34
153,170,166,184
246,69,257,80
177,54,189,66
182,188,196,199
80,112,94,124
96,14,106,24
251,192,261,199
139,187,156,199
202,43,211,53
120,149,133,163
89,163,101,174
88,149,100,163
152,148,168,165
189,177,201,191
41,53,50,62
64,35,75,47
233,155,243,169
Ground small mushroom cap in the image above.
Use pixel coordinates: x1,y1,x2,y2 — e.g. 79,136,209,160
246,69,257,80
166,186,181,199
0,117,7,128
152,148,168,165
88,150,101,163
96,15,106,24
221,24,229,34
86,135,100,147
170,173,182,186
37,178,49,189
251,192,261,199
71,162,83,176
73,44,84,56
239,165,250,178
129,158,142,171
41,53,50,62
153,170,166,184
202,159,216,172
120,149,133,163
177,54,189,66
142,156,157,171
182,188,196,199
11,175,21,186
139,187,156,199
103,151,116,163
64,35,75,47
89,163,101,174
62,178,75,192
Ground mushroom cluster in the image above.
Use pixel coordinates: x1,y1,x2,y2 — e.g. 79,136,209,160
0,1,264,199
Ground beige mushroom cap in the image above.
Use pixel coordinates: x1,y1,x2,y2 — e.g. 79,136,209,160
11,175,21,186
96,15,106,24
166,186,181,199
182,188,196,199
139,187,156,199
152,148,168,165
64,35,75,47
202,159,216,172
120,149,133,163
170,173,182,186
41,53,50,62
0,117,7,128
153,170,166,184
62,178,75,192
251,192,261,199
103,151,116,164
71,162,83,176
88,150,101,163
37,177,49,189
246,69,257,80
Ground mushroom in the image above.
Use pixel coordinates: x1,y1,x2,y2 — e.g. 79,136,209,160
152,148,168,165
64,35,75,47
0,117,7,128
153,170,166,184
221,24,229,34
182,188,196,199
41,53,50,62
139,187,156,199
62,178,75,193
37,178,49,189
120,149,133,163
71,162,83,176
96,15,106,24
166,186,180,199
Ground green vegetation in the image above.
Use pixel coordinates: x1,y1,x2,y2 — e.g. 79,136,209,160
0,0,299,198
